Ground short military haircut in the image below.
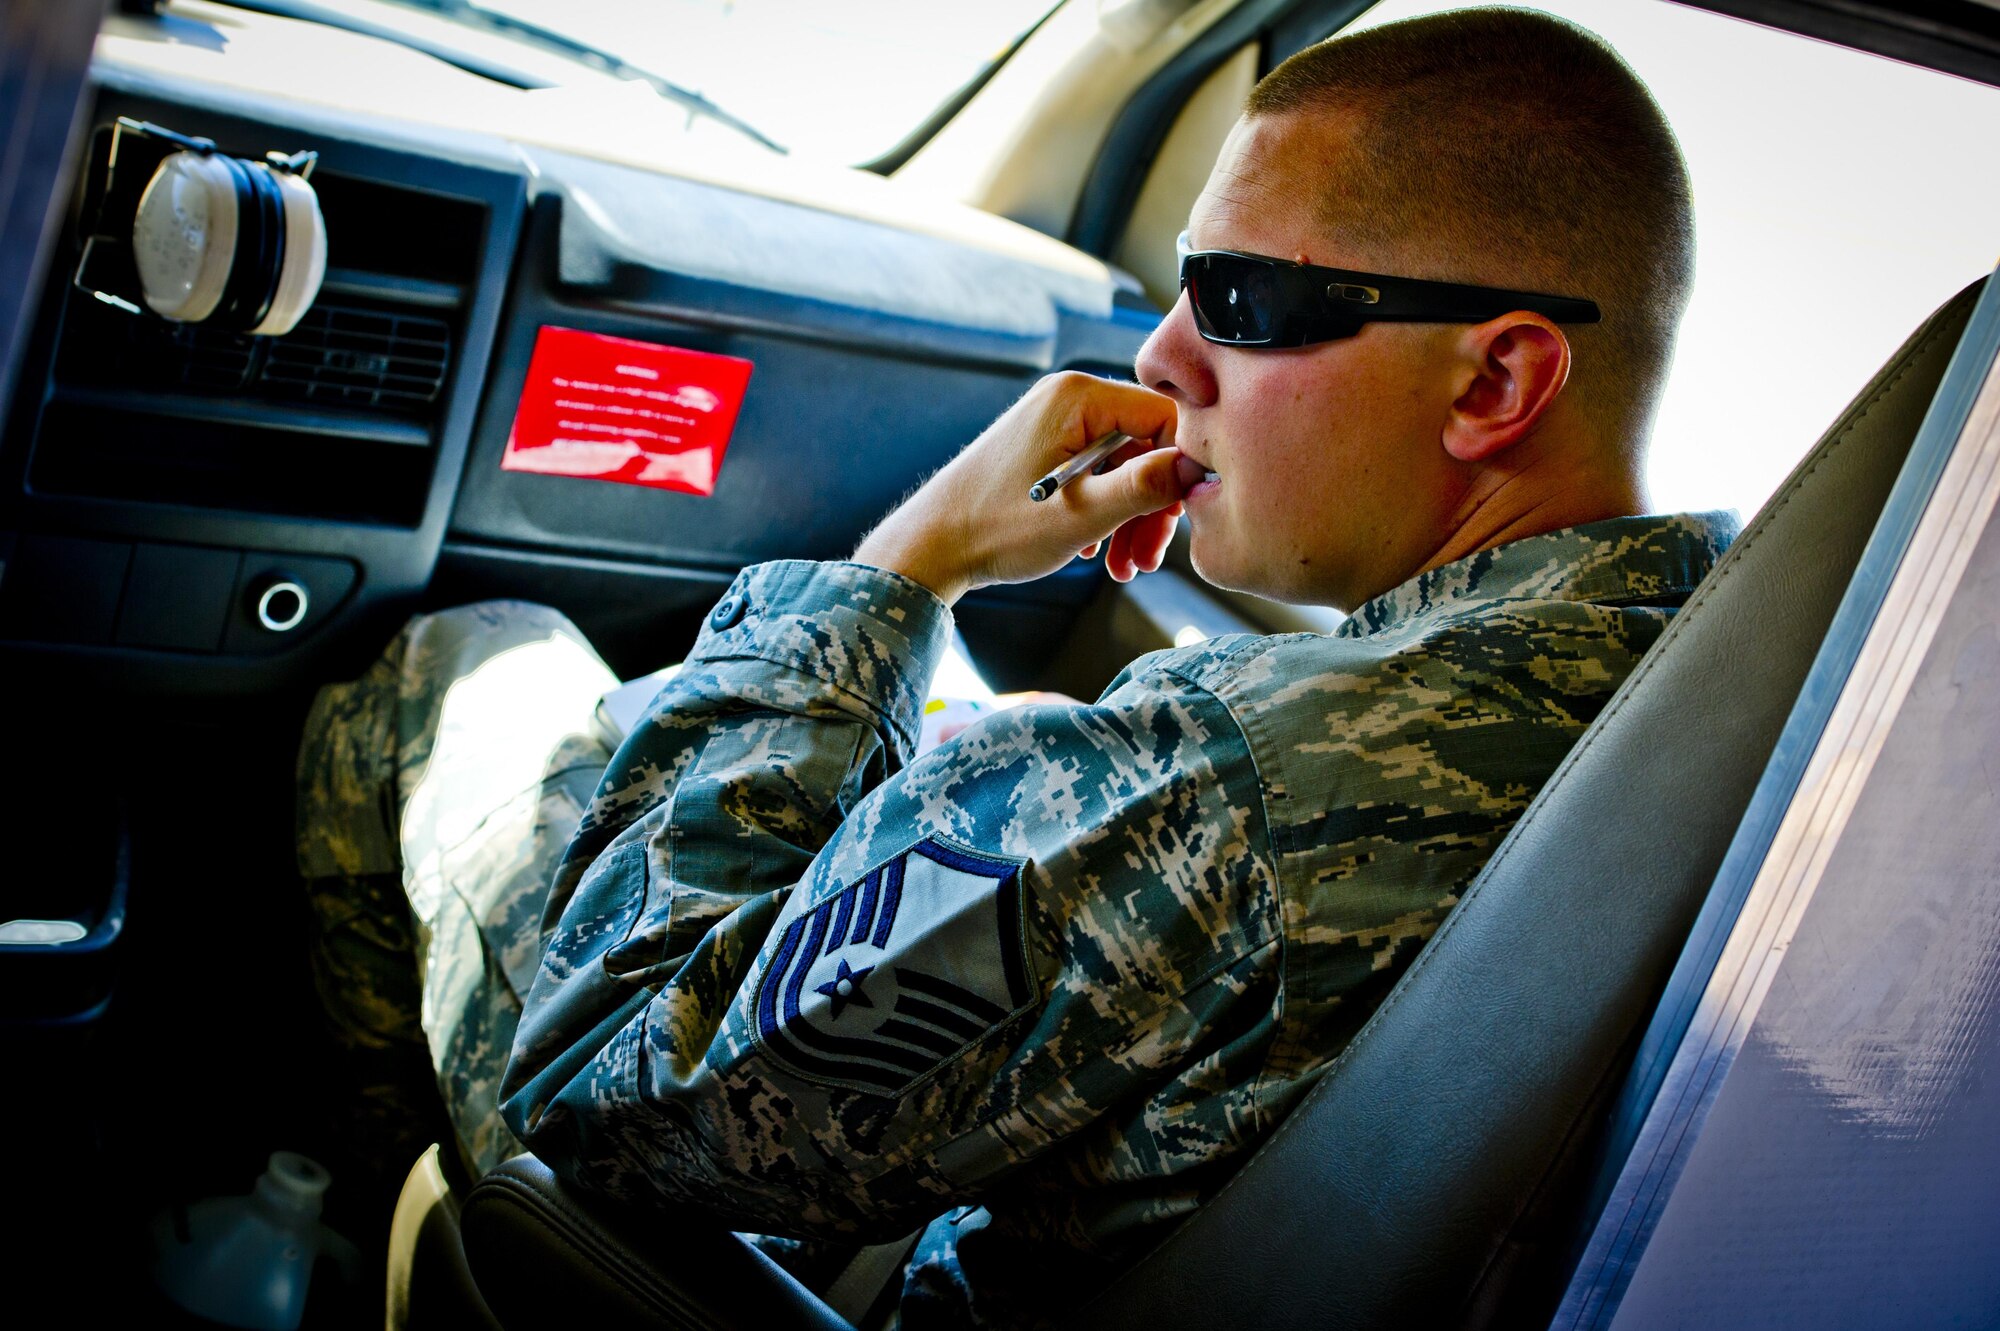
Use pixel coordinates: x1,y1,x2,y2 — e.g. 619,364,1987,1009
1246,7,1694,444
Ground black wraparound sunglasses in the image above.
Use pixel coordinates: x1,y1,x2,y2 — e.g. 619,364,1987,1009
1176,231,1601,349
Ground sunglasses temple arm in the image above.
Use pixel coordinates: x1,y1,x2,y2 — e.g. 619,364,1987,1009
1360,284,1602,326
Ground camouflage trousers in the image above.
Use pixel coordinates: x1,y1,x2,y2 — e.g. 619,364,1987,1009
296,601,620,1180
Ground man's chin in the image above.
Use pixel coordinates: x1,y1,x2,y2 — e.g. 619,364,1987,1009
1187,527,1337,608
1186,532,1266,601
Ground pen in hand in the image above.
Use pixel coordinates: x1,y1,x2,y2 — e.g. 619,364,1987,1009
1028,431,1134,502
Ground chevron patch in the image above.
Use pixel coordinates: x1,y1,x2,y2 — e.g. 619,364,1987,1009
751,837,1034,1097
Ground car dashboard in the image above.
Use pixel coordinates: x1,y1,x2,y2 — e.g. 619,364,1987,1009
0,6,1158,698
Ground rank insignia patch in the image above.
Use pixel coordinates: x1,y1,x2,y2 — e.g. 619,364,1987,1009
751,837,1035,1096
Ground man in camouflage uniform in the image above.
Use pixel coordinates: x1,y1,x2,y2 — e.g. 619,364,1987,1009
298,10,1736,1326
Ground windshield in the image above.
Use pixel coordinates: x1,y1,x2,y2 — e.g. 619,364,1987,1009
392,0,1062,164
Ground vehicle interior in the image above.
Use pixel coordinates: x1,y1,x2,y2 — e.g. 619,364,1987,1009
4,0,1999,1327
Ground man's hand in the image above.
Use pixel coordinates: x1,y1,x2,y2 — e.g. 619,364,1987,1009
853,373,1201,606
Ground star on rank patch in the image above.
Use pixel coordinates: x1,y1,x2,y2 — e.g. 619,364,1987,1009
751,837,1036,1097
815,958,875,1018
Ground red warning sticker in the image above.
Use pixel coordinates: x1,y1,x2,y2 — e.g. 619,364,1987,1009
502,327,753,496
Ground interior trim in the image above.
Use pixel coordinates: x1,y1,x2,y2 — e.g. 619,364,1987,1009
1067,0,1374,259
0,0,103,422
1674,0,2000,89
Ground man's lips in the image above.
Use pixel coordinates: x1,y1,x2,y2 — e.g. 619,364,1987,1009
1173,451,1219,493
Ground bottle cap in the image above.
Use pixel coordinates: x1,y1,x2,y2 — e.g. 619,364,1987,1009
253,1151,331,1220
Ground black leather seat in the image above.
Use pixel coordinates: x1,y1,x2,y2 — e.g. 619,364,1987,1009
454,281,1984,1331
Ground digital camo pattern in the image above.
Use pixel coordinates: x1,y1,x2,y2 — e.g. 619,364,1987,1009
497,512,1736,1328
297,600,619,1180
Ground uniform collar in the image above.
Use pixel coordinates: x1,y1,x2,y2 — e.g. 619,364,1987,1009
1337,510,1742,638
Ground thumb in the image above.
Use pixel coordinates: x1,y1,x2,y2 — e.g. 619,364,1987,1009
1079,447,1187,524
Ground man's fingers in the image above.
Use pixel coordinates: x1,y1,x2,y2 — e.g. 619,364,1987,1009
1072,447,1185,524
1131,508,1176,573
1045,372,1178,460
1105,522,1137,582
1055,447,1187,583
1096,435,1158,471
1107,508,1177,580
859,371,1182,601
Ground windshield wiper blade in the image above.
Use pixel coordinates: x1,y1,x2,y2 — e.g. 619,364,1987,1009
399,0,788,154
201,0,786,153
208,0,556,90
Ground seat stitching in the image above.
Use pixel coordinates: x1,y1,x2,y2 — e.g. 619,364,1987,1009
479,1177,728,1330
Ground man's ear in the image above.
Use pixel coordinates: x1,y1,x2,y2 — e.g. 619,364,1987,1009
1441,314,1571,463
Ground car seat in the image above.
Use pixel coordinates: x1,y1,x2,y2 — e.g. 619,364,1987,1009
429,279,1987,1330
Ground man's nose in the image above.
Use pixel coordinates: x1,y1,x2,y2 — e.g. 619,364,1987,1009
1134,290,1218,408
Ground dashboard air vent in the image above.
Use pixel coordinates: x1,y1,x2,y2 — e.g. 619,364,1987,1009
161,322,260,391
56,288,455,417
22,151,488,527
260,303,452,410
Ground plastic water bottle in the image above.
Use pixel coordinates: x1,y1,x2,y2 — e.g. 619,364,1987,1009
151,1151,337,1330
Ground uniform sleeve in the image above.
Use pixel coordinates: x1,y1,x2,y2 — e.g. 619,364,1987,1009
499,560,1278,1240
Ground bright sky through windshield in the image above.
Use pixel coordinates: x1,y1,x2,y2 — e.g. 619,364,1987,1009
477,0,1058,162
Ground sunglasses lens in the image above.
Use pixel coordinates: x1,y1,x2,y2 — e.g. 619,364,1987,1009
1185,254,1277,344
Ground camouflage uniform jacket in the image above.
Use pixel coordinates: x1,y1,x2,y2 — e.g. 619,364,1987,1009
499,511,1737,1326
